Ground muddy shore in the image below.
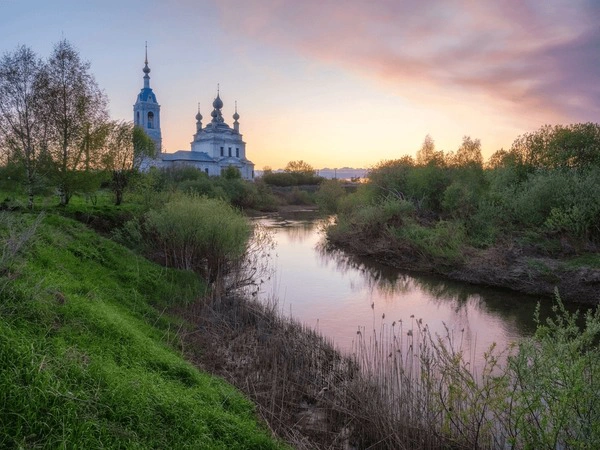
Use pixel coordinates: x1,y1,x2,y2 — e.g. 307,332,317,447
328,231,600,305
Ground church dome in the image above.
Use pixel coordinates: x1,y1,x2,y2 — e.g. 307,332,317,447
212,94,223,109
196,111,203,121
211,109,218,118
233,111,239,121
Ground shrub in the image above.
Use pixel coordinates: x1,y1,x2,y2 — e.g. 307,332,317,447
393,219,467,263
506,296,600,448
144,195,250,281
315,179,346,213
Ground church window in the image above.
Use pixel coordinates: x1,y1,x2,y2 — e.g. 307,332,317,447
220,147,224,156
228,147,232,157
148,111,154,129
236,148,239,157
136,111,140,124
205,168,209,175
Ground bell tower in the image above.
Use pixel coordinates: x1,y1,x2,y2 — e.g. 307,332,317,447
133,43,162,152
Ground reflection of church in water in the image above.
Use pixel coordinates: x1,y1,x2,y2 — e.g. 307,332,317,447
135,50,254,179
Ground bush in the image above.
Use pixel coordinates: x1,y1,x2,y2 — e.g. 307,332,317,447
315,179,346,213
393,219,467,263
506,296,600,448
144,195,250,281
333,196,415,240
262,171,324,187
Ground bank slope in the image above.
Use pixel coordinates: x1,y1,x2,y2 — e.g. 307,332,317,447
0,213,284,449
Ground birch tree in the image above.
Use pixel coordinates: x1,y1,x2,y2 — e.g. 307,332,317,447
102,121,155,205
0,45,47,208
40,39,108,205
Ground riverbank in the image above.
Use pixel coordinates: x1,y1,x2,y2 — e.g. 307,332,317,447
327,226,600,305
6,206,599,449
0,212,286,449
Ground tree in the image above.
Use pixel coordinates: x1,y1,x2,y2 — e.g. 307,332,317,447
547,123,600,169
284,160,316,176
453,136,483,168
509,123,600,172
315,179,346,213
0,45,46,208
102,122,155,205
416,134,435,166
40,39,108,205
222,165,241,180
416,134,445,166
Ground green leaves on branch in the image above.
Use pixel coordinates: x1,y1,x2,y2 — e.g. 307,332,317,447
506,295,600,448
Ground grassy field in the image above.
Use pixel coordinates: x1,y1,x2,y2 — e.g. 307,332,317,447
0,211,285,449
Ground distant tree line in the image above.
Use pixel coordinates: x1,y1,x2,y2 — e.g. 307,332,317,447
0,41,156,208
261,160,324,186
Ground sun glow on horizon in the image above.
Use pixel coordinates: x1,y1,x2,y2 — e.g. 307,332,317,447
1,0,598,170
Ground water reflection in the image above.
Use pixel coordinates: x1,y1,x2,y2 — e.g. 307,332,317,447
256,216,562,364
316,240,558,335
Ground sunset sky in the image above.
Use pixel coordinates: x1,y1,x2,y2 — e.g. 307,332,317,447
1,0,598,170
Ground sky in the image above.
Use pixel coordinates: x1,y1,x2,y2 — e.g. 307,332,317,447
1,0,598,170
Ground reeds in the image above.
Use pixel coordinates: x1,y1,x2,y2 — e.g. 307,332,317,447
174,279,600,449
171,221,600,449
350,318,512,449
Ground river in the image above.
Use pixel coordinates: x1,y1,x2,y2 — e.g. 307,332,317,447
255,214,571,367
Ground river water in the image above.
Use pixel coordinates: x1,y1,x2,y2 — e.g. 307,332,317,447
256,215,562,366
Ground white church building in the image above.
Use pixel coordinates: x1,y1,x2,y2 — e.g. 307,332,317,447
135,50,255,180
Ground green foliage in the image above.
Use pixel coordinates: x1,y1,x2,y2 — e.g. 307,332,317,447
510,123,600,170
507,296,600,448
284,159,316,176
393,219,467,263
222,165,241,180
351,293,600,449
564,253,600,269
331,124,600,265
41,39,109,206
144,195,251,281
450,135,483,168
406,165,450,212
0,213,282,449
262,161,323,186
0,162,26,193
144,167,277,211
367,157,415,201
505,168,600,241
441,177,480,219
315,179,346,213
132,124,156,162
337,184,377,216
101,122,155,206
333,196,415,242
262,171,324,187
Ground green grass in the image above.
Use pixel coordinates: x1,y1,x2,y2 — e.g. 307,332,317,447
564,253,600,269
0,212,285,449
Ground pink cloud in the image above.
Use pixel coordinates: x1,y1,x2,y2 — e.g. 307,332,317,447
217,0,600,124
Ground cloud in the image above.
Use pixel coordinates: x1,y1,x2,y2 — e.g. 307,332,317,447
217,0,600,124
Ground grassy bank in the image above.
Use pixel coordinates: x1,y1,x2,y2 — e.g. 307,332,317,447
0,211,285,449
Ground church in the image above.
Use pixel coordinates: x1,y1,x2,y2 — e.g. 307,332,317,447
135,50,255,180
